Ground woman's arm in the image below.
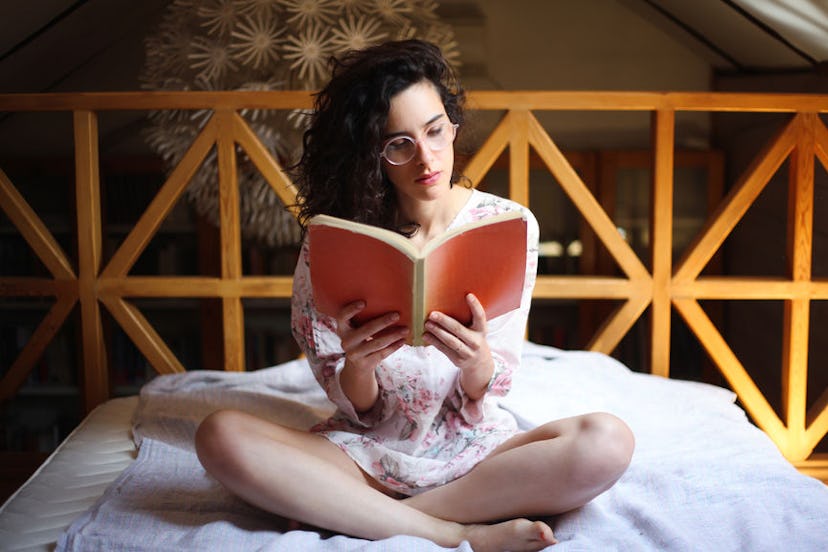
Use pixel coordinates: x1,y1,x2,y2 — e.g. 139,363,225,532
423,293,494,400
423,205,540,413
333,301,407,412
291,239,407,419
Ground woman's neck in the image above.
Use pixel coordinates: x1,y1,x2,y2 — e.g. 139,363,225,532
400,186,472,247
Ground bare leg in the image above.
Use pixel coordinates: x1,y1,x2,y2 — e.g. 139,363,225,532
195,410,557,552
405,412,635,522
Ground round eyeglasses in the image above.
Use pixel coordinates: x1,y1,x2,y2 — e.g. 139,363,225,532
380,122,459,166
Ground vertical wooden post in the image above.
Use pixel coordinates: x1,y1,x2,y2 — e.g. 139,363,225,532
509,110,531,207
74,110,108,411
215,110,245,371
782,113,814,460
650,109,675,377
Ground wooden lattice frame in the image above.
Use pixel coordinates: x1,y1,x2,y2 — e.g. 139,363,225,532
0,90,827,480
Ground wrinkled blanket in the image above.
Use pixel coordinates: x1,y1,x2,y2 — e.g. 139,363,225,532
58,343,828,551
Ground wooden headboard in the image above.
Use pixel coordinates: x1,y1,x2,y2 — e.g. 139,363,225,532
1,90,827,479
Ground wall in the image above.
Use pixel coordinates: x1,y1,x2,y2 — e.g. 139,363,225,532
448,0,713,149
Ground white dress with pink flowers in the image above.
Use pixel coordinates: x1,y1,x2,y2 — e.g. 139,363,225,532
290,189,539,496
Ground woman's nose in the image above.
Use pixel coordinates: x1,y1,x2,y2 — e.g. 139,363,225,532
414,140,434,165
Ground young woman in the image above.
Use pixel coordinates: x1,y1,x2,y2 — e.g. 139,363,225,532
195,40,634,552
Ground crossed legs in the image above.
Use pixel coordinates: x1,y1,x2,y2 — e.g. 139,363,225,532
195,410,633,552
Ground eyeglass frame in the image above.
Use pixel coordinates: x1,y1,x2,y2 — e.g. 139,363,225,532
379,122,460,166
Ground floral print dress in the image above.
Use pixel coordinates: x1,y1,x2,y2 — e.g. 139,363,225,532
291,190,539,496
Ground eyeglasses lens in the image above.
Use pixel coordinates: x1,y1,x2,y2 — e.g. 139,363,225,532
382,123,457,165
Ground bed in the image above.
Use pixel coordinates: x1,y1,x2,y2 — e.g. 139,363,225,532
2,343,828,551
1,90,828,551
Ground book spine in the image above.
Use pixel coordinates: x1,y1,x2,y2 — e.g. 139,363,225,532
412,258,426,346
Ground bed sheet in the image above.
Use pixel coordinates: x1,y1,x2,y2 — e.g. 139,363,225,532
11,343,828,551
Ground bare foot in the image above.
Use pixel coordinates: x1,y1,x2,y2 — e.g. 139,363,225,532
462,518,557,551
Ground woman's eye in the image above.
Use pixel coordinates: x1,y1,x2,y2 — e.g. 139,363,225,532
386,138,410,151
427,125,445,138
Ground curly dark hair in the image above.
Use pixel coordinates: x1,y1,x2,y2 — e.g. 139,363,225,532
292,39,465,234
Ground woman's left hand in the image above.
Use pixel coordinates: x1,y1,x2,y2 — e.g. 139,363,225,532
422,293,494,399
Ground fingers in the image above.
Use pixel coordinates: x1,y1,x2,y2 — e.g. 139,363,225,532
334,301,408,363
336,300,367,324
466,293,487,332
423,294,491,367
342,311,405,349
424,294,487,347
351,324,409,358
424,313,467,356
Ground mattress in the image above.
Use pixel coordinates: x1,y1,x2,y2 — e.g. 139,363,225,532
0,396,138,552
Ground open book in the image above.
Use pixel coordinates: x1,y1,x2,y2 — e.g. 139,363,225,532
308,211,528,346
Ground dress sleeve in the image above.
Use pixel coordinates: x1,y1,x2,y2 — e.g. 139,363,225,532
290,238,386,427
450,208,540,423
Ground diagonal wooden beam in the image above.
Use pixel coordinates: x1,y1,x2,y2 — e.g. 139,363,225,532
0,293,77,401
815,113,828,170
674,115,799,283
0,167,75,279
527,112,650,282
100,295,184,375
587,295,651,354
101,116,219,278
232,111,300,216
806,388,828,455
673,297,788,449
463,111,513,186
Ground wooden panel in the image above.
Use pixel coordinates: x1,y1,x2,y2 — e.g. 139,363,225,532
1,89,828,473
650,110,675,377
74,110,108,412
97,276,295,297
782,113,815,455
509,110,530,206
216,110,245,371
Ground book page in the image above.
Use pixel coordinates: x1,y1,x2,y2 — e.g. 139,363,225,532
424,216,527,325
309,225,414,328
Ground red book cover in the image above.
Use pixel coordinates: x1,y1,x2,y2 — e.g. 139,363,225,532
309,212,527,346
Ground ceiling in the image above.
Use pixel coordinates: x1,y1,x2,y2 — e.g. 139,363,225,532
622,0,828,73
0,0,826,95
0,0,824,158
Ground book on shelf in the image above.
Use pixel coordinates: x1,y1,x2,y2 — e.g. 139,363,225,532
308,211,527,346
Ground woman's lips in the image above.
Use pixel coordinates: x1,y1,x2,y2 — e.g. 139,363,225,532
416,171,441,185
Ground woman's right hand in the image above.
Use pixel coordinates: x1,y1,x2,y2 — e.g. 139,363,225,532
335,301,408,411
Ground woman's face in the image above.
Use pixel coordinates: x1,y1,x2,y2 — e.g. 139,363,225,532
381,80,455,206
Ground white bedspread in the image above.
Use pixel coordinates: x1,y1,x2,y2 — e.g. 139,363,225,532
57,343,828,551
